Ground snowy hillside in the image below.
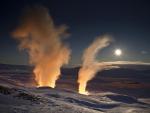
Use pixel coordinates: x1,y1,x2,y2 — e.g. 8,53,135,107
0,63,150,113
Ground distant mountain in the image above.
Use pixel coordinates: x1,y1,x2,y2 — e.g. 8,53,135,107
0,63,32,71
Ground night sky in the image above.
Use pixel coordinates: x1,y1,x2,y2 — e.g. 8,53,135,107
0,0,150,65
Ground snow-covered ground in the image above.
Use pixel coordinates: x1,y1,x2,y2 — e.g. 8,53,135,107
0,63,150,113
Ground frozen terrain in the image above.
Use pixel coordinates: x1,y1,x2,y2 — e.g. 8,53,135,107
0,63,150,113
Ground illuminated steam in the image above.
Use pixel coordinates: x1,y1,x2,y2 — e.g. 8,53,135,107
78,36,112,95
12,6,71,88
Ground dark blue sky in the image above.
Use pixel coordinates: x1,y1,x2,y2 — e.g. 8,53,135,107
0,0,150,65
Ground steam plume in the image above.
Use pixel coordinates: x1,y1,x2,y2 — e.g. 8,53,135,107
12,6,71,88
78,36,112,95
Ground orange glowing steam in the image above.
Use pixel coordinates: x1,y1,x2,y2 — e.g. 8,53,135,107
78,82,89,95
78,36,112,95
12,6,71,88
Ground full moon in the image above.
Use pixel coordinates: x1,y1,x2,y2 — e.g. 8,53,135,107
114,49,122,56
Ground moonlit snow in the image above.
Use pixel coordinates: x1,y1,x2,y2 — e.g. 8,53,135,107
0,63,150,113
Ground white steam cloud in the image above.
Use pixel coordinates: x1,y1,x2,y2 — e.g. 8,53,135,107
78,36,112,95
